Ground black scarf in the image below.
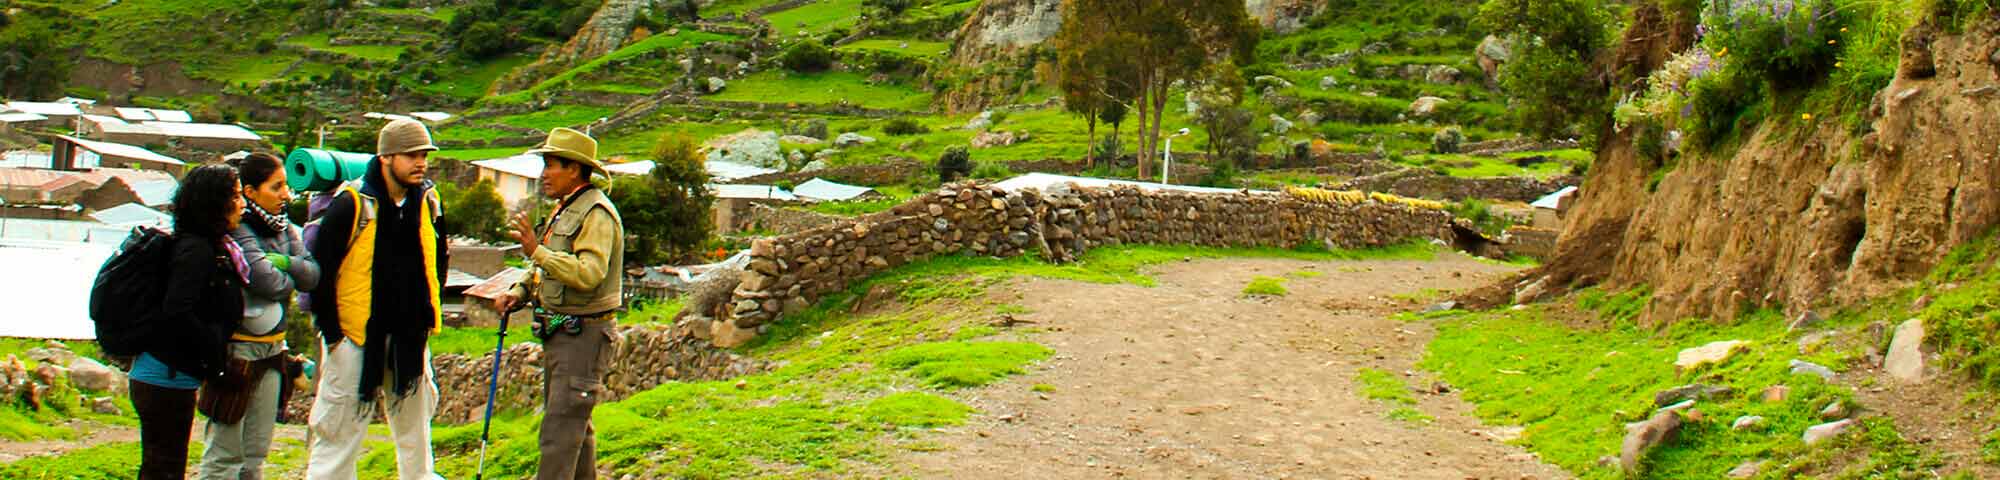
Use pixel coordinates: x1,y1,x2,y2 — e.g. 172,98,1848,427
243,197,288,238
357,161,436,404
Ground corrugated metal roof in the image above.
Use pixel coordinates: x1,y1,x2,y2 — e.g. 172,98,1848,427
710,184,796,201
604,160,654,176
444,268,486,290
114,107,157,121
409,112,452,122
138,121,261,140
0,112,48,123
1531,186,1578,210
128,180,178,207
0,151,52,169
793,178,876,202
56,97,97,105
473,153,542,179
61,136,185,166
0,218,128,244
705,160,777,182
149,110,193,122
4,102,81,117
0,168,69,189
89,203,171,227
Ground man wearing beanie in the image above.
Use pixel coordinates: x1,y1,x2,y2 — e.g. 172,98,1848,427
305,118,449,480
492,127,625,479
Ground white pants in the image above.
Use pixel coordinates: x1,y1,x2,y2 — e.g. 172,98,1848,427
306,339,442,480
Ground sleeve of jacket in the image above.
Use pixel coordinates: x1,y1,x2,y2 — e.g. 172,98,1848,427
232,225,292,300
159,238,226,379
529,207,616,291
432,192,450,291
285,224,321,292
309,191,356,344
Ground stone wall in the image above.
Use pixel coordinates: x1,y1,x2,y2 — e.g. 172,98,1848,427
1335,168,1579,203
731,158,923,186
734,203,845,235
1501,225,1559,259
701,182,1454,345
425,324,765,424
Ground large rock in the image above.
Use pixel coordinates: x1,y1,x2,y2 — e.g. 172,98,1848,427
1789,359,1837,380
1319,76,1339,90
966,111,995,131
1268,114,1294,135
67,357,123,393
1424,65,1463,85
1410,97,1449,117
1675,340,1748,370
704,129,785,169
971,130,1021,148
1253,75,1295,90
1727,460,1766,478
707,77,727,93
1476,35,1512,83
1883,318,1930,382
1298,110,1323,127
1619,407,1684,472
1802,419,1856,445
833,132,876,147
1653,384,1732,408
1246,0,1324,35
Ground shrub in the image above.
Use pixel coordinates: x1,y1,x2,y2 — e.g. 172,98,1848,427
1683,64,1765,151
971,161,1014,180
781,39,834,72
1699,0,1848,90
882,118,929,136
937,146,972,183
784,118,830,140
865,0,914,15
1431,126,1465,154
458,21,514,59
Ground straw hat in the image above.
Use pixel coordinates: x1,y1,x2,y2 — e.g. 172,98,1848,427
376,118,439,156
527,128,602,172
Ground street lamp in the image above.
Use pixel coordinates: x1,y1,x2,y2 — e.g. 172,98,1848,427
1163,127,1190,184
317,119,339,149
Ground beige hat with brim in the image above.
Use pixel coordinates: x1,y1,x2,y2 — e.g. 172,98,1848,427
527,127,603,172
377,118,439,156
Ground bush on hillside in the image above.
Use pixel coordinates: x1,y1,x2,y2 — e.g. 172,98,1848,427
937,146,972,183
1699,0,1848,90
882,118,929,136
608,134,715,265
782,39,834,72
865,0,914,16
1431,126,1465,154
1477,0,1613,141
458,22,514,59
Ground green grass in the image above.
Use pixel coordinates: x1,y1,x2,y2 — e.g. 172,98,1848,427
411,53,536,99
428,325,538,358
1288,269,1324,279
487,30,733,105
435,145,530,161
763,0,866,40
837,39,950,57
202,54,304,83
490,104,619,132
432,126,515,143
1404,149,1589,179
1355,367,1415,404
1031,383,1057,393
283,32,408,62
879,341,1053,389
0,440,201,479
1242,276,1290,297
702,0,792,15
1419,293,1939,478
372,6,457,23
710,70,934,111
1387,406,1435,424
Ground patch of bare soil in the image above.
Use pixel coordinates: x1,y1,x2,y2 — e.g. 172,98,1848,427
896,253,1570,479
1848,367,2000,477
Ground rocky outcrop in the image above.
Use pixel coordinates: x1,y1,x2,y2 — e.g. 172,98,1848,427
1246,0,1325,35
705,129,786,169
949,0,1063,65
1539,17,2000,323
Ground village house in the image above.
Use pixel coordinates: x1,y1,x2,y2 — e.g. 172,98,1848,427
76,115,263,152
471,153,659,208
52,135,187,178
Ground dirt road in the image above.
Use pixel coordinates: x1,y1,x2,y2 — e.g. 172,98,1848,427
900,253,1569,479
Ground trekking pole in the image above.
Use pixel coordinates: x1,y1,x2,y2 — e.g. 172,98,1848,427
475,303,517,480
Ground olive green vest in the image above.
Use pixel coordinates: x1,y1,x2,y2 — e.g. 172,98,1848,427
537,187,625,315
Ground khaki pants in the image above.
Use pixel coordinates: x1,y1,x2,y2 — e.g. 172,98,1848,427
306,339,441,480
538,317,617,480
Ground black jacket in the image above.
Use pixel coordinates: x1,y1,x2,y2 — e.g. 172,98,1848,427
146,233,244,380
307,159,448,401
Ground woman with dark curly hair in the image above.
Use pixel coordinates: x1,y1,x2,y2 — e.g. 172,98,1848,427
131,164,247,480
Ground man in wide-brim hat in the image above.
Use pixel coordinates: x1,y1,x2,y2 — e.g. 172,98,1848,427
493,127,626,480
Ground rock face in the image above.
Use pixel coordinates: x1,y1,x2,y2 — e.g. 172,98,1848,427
721,182,1454,344
705,129,786,169
1883,318,1930,381
1675,340,1747,370
1541,20,2000,324
1246,0,1325,34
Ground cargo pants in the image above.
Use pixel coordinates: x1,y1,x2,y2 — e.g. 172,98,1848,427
538,315,618,480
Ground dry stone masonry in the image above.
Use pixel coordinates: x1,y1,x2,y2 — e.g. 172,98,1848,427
706,182,1454,346
424,324,764,424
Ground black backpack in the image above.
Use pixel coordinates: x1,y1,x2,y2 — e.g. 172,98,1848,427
90,226,175,356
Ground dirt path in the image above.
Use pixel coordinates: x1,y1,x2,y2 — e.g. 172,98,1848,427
899,253,1570,479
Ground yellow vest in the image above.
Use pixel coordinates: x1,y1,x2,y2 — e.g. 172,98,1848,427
331,182,442,346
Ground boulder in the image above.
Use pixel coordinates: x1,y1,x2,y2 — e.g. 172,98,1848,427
1619,408,1684,472
1410,96,1449,117
1727,460,1765,479
1761,385,1791,403
1819,401,1849,420
976,131,1024,148
1883,318,1930,382
966,111,995,131
813,149,840,162
1269,114,1294,135
834,132,876,147
1320,76,1339,90
24,347,76,366
1731,415,1764,431
1802,419,1855,445
1253,75,1295,89
1789,359,1837,380
800,159,830,172
1476,35,1512,82
1674,340,1748,371
704,129,786,169
1787,310,1822,331
1298,110,1323,127
1653,384,1732,408
90,396,120,415
67,357,123,393
787,150,807,166
780,135,825,145
707,77,727,93
1423,65,1462,85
